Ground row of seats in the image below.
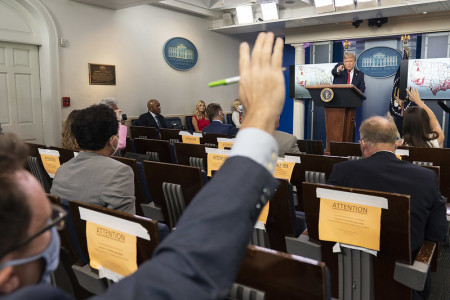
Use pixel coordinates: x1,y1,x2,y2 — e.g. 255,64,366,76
130,113,237,131
25,138,449,299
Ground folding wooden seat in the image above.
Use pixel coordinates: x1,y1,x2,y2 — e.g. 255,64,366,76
142,160,203,229
288,153,347,212
398,147,450,201
129,125,159,139
231,245,331,300
329,141,362,160
68,200,160,295
159,128,181,144
174,142,208,171
201,132,228,147
111,156,151,217
133,138,172,163
25,142,52,192
286,183,438,299
296,139,324,155
48,146,76,165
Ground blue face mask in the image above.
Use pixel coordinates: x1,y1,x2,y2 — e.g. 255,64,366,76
0,226,60,284
238,105,244,111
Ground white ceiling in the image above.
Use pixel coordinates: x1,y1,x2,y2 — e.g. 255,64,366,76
70,0,450,35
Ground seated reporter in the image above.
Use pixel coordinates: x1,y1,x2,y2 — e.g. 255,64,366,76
402,88,445,148
0,32,284,299
202,103,239,138
51,104,135,214
99,98,128,152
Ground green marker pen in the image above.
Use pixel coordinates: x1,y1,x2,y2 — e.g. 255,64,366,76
208,76,240,87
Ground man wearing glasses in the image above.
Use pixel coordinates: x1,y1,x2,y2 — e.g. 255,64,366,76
0,33,285,299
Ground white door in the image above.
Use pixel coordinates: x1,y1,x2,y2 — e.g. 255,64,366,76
0,42,43,143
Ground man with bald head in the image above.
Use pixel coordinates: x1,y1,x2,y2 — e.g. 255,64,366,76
327,116,446,299
137,99,167,129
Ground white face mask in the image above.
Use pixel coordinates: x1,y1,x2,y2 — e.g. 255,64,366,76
111,136,119,154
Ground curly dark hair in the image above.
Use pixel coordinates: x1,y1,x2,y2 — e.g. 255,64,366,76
0,134,31,257
72,104,119,151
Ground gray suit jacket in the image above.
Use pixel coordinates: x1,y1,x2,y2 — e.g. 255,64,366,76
273,130,301,157
50,152,135,214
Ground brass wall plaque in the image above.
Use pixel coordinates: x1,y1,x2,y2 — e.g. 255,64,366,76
89,63,116,85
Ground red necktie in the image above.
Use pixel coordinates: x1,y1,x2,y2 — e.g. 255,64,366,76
347,71,351,84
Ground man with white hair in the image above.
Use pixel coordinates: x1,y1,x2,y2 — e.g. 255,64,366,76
100,97,127,152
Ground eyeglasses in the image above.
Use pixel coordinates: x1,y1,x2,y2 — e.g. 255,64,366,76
0,204,66,259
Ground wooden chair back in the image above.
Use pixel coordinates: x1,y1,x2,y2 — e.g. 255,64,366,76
329,142,362,158
302,182,411,299
159,128,181,143
133,138,172,163
399,147,450,201
69,200,160,265
288,153,347,211
174,142,208,168
265,180,296,252
49,146,76,165
142,161,203,229
111,156,148,216
235,245,331,300
130,125,158,140
201,132,228,146
297,140,324,155
25,142,47,157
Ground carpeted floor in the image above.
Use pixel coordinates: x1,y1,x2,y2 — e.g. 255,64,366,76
429,243,450,299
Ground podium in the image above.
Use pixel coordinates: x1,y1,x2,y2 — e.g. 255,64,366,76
306,84,365,153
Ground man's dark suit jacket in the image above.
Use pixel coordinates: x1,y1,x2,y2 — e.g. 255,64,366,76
5,156,279,300
327,151,446,260
137,112,167,128
331,64,366,93
202,120,239,138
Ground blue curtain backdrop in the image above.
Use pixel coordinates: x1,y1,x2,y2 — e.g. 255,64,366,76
278,42,295,133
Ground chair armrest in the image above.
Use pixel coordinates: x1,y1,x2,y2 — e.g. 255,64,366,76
393,241,436,291
140,202,165,221
285,230,322,261
72,264,108,295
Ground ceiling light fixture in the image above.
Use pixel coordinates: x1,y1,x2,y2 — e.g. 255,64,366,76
261,2,279,21
236,5,254,24
314,0,335,13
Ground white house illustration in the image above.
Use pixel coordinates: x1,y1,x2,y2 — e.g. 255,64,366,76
168,43,194,60
361,52,398,68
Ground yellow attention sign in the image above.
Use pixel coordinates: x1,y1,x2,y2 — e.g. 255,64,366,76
86,222,137,277
273,161,296,182
218,141,234,149
40,154,61,178
207,153,228,176
182,135,200,144
318,198,382,251
257,203,270,224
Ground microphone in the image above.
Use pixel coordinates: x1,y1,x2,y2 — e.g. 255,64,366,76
437,100,450,113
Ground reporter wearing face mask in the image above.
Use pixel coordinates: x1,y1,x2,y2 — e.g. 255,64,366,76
50,104,135,214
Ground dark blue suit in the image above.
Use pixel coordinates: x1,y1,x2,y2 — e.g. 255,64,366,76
202,120,238,138
331,64,366,93
327,151,446,299
137,112,167,129
4,156,279,300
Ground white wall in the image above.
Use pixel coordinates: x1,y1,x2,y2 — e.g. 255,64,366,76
41,0,243,119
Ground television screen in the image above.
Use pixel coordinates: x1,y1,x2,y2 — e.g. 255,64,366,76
289,63,335,99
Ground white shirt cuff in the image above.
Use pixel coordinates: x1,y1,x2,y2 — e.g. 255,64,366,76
230,128,278,174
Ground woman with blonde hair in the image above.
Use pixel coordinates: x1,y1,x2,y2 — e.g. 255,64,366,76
61,110,80,150
232,99,244,128
192,100,209,132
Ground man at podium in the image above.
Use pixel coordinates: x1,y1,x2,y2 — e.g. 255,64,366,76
331,52,366,93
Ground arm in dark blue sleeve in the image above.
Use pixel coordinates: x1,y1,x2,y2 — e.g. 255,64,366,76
95,157,279,300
